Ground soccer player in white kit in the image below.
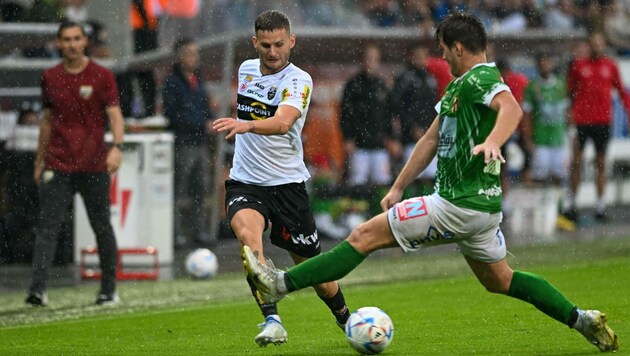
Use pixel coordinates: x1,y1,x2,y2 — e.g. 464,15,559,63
242,12,619,352
213,10,350,347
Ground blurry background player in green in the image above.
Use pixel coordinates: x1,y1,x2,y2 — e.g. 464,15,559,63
521,51,573,231
243,11,619,352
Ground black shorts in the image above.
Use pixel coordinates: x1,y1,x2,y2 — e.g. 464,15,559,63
576,125,610,153
224,179,321,257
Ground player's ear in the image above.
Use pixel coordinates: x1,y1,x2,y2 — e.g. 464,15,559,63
252,35,258,48
289,34,296,49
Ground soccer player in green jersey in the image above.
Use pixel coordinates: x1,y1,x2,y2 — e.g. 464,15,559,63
242,12,618,352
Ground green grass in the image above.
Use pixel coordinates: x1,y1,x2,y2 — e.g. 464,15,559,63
0,238,629,355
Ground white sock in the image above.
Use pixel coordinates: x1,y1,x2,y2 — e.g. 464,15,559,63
267,314,281,323
277,272,288,294
596,198,606,213
571,309,586,330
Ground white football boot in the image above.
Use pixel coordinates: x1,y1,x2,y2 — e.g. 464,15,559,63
574,309,619,352
254,315,288,347
241,246,287,304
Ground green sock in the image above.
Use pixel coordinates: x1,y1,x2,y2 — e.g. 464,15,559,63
508,271,576,325
286,241,367,290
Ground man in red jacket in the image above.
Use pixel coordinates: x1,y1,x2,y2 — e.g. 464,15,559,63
565,32,630,222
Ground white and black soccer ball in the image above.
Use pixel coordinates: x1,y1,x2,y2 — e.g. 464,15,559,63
185,248,219,279
345,306,394,354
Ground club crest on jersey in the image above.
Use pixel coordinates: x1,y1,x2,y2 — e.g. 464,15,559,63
79,85,93,99
449,95,459,113
301,85,311,109
268,86,277,100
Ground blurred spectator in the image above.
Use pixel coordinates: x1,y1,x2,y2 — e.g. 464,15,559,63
492,0,527,32
496,57,529,208
544,0,577,30
564,32,630,223
159,0,201,49
574,0,604,32
118,0,159,117
425,52,453,99
340,44,398,187
25,0,64,22
361,0,400,27
398,0,434,33
389,45,438,183
521,52,570,186
1,1,26,22
522,0,544,28
1,106,41,264
85,20,113,59
162,38,215,248
61,0,88,23
603,0,630,56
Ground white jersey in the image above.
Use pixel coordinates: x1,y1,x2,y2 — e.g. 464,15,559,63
230,59,312,186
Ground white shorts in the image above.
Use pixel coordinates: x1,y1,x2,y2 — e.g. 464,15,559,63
531,146,568,181
387,194,506,263
348,149,391,186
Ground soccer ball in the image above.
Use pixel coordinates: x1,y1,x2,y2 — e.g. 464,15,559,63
185,248,219,279
345,306,394,354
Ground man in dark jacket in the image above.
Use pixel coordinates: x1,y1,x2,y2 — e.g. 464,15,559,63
162,38,214,247
340,44,399,187
389,45,439,181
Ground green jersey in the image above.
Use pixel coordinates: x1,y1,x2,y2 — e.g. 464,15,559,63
522,75,568,147
435,63,510,213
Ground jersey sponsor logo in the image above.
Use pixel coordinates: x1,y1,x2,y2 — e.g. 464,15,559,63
407,226,454,248
477,185,502,198
240,75,253,91
246,88,265,99
301,84,310,109
79,85,93,99
396,197,428,221
281,88,290,102
438,116,457,158
267,86,277,100
254,82,265,90
236,94,277,121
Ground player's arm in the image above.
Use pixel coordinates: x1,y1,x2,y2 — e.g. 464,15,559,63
213,105,300,140
381,116,439,210
473,91,523,163
611,63,630,115
106,105,125,173
33,108,52,184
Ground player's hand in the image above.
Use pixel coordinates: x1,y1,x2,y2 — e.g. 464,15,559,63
472,140,505,164
380,188,403,211
33,163,44,186
213,117,250,140
107,147,122,173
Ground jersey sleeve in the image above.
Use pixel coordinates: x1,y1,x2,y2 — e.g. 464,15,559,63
465,67,511,107
278,71,313,116
101,68,120,108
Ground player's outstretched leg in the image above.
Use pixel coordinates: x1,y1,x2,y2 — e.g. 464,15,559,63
573,310,619,352
242,245,286,303
254,315,288,347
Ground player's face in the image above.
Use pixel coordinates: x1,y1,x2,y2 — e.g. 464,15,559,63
252,29,295,75
439,38,460,77
179,43,200,73
57,26,87,61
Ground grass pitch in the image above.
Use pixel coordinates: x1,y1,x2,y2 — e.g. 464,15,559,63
0,238,629,355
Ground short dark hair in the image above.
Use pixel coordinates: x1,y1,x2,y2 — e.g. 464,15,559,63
534,51,550,63
254,10,291,33
174,37,195,53
434,11,487,54
57,21,86,38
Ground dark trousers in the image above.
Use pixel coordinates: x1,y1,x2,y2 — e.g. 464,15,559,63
29,172,118,295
